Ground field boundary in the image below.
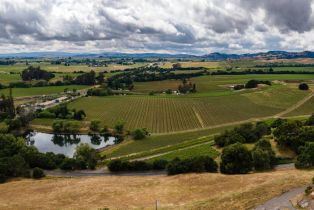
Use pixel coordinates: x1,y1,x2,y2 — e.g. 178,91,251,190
193,107,205,128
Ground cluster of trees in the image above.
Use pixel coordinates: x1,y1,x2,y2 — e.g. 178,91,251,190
178,78,196,94
220,139,275,174
21,66,55,81
214,122,271,147
38,105,86,121
167,156,218,175
107,66,205,90
62,71,105,86
108,156,218,175
0,134,100,183
52,120,81,133
0,60,16,65
271,115,314,168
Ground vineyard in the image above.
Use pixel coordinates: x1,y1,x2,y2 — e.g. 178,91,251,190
69,85,306,133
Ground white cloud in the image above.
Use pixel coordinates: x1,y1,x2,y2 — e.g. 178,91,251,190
0,0,314,54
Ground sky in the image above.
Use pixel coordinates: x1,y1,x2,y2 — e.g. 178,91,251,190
1,0,314,55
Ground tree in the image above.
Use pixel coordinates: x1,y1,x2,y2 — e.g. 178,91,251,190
214,130,245,147
74,143,99,169
251,139,275,171
90,120,101,132
271,118,288,128
52,120,64,133
245,80,259,89
273,121,303,152
295,142,314,168
220,143,252,174
73,110,86,121
299,83,309,90
114,121,125,134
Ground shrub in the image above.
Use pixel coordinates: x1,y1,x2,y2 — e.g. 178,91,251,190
38,110,55,118
131,128,149,140
220,143,252,174
299,83,309,90
107,159,153,172
52,120,64,132
32,167,45,179
233,84,245,90
60,157,79,170
305,186,313,195
152,159,168,170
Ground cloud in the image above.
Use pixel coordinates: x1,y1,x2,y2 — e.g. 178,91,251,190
0,0,314,54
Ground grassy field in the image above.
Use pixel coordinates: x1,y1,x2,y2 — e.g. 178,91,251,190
0,85,88,97
132,74,314,96
103,126,235,158
146,141,219,162
0,168,313,210
68,84,306,133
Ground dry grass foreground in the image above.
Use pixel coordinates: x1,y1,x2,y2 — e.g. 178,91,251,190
0,168,313,210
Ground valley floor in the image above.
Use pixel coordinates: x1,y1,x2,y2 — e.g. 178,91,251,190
0,168,313,210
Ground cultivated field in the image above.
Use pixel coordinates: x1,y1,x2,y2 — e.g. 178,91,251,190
0,168,313,210
68,84,307,133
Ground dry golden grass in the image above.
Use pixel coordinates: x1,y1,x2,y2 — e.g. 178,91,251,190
260,58,314,64
0,168,313,210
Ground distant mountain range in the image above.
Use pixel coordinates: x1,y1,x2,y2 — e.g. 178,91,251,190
1,51,314,60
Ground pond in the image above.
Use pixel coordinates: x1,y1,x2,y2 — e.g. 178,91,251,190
26,132,117,157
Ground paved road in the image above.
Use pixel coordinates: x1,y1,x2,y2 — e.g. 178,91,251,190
253,187,305,210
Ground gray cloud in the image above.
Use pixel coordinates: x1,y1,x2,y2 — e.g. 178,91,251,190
241,0,313,32
0,0,314,54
